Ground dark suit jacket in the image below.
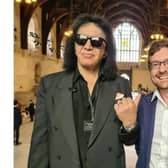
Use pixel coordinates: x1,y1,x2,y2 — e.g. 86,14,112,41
28,102,35,114
28,71,138,168
14,106,22,128
136,93,157,168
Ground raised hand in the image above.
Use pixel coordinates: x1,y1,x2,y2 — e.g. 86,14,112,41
114,93,141,128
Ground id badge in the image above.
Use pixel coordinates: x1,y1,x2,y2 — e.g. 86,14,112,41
83,120,93,132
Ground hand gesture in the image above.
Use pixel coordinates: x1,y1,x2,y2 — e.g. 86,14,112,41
114,93,141,128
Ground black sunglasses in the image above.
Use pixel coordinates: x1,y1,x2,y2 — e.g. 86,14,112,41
75,34,106,48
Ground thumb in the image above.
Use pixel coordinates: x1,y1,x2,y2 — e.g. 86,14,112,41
134,94,141,107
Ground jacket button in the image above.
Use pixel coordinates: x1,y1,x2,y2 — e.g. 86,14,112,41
57,155,61,160
108,147,112,152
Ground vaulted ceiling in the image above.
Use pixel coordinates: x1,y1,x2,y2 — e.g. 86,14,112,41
18,0,168,57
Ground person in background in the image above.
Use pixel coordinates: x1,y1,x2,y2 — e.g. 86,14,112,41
28,100,35,122
136,39,168,168
28,14,139,168
14,99,22,145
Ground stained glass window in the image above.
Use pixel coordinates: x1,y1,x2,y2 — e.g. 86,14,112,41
113,23,140,62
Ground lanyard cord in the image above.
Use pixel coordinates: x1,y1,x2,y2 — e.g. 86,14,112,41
88,81,101,122
88,95,95,121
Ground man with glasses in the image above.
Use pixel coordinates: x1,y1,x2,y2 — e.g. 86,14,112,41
28,14,139,168
136,39,168,168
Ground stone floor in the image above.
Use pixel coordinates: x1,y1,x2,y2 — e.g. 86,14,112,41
14,121,137,168
14,120,33,168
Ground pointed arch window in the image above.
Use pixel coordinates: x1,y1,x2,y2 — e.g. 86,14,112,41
113,23,140,62
28,12,41,52
28,18,36,50
47,32,55,56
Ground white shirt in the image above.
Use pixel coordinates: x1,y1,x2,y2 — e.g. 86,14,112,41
149,90,168,168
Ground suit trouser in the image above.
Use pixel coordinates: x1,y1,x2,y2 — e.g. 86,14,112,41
14,126,20,144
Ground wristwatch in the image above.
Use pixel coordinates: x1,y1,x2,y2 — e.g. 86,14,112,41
122,123,137,133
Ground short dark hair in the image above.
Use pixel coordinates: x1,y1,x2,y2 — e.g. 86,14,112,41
63,14,118,80
148,39,168,68
14,99,18,105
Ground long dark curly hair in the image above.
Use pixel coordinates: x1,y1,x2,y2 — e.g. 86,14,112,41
63,13,118,80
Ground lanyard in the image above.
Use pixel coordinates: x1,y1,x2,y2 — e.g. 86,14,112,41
88,95,95,121
88,80,101,121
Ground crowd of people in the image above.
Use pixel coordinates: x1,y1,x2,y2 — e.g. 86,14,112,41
14,99,35,145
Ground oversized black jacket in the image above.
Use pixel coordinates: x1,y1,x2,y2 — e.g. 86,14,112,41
28,71,138,168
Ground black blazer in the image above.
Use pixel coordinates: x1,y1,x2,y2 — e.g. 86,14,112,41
28,71,138,168
14,107,22,128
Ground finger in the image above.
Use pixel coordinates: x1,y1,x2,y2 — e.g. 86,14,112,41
117,100,123,105
121,97,129,104
114,103,119,111
134,94,141,106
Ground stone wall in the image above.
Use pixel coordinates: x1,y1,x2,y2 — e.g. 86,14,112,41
14,49,63,105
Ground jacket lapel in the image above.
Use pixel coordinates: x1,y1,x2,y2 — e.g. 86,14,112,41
88,80,119,147
49,73,79,162
144,96,157,165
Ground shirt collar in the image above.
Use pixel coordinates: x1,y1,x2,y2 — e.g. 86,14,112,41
73,68,81,83
151,89,168,107
151,89,158,102
73,67,105,84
